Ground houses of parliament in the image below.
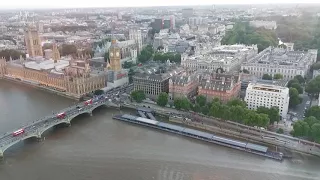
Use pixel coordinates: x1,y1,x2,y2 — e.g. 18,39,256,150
0,25,119,99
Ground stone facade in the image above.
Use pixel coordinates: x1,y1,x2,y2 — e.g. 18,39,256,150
24,25,43,57
241,47,318,80
0,58,107,98
181,44,258,73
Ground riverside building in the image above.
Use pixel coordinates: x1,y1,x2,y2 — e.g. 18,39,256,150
244,83,289,118
0,25,108,99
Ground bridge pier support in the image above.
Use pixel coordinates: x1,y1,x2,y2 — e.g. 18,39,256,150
89,112,93,116
0,150,3,158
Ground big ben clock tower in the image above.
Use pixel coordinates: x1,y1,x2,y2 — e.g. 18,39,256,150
109,39,121,71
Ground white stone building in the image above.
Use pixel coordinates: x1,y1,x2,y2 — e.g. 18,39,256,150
245,83,290,118
181,44,258,73
241,47,318,80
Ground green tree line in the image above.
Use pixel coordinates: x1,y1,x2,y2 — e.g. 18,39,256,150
261,14,320,61
222,22,278,52
292,106,320,143
153,52,181,64
137,45,154,63
0,49,25,61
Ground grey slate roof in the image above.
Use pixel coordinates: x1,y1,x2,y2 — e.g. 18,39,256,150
200,74,239,92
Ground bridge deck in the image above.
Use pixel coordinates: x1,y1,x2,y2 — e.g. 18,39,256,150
146,112,156,120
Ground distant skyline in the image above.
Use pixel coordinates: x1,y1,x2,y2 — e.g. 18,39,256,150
1,0,320,9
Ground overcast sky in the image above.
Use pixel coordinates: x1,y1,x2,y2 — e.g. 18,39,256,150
1,0,320,9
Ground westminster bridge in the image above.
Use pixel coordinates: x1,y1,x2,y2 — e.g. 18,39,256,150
0,96,120,157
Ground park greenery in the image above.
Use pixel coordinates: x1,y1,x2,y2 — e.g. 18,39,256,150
273,73,283,80
156,92,169,107
137,45,154,63
259,13,320,60
221,22,278,52
137,45,182,64
153,52,181,64
262,73,284,80
130,90,146,103
43,43,94,57
287,75,305,94
311,62,320,71
284,75,305,107
262,74,273,80
0,49,25,61
289,88,302,108
122,61,135,69
305,75,320,97
292,116,320,143
94,89,104,95
292,103,320,142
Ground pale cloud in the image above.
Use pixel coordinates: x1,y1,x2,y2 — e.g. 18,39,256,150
1,0,320,9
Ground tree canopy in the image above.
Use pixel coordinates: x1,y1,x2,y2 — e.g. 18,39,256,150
273,73,283,80
130,90,146,103
174,97,191,110
262,74,273,80
0,49,25,61
256,106,280,124
292,115,320,143
196,95,207,107
305,75,320,97
94,89,104,95
305,106,320,120
157,92,168,107
153,52,181,64
289,88,302,107
222,22,278,52
206,99,270,128
137,45,154,63
263,14,320,61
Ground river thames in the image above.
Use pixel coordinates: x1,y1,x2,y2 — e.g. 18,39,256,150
0,80,319,180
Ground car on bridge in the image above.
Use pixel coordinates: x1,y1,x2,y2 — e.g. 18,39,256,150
76,106,83,111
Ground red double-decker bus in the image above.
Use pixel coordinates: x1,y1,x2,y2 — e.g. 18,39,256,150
56,112,66,119
84,99,93,106
12,129,25,137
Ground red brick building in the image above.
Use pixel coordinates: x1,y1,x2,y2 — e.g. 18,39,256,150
198,73,240,103
169,73,198,100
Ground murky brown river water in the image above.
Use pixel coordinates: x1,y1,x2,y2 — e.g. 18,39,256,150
0,80,319,180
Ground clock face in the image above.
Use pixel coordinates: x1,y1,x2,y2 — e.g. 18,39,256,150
116,52,120,57
110,52,114,57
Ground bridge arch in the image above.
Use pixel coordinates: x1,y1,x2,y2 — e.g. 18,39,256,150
39,120,70,136
91,103,107,113
0,134,40,157
68,111,92,123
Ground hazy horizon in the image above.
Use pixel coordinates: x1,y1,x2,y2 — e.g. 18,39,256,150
1,0,320,9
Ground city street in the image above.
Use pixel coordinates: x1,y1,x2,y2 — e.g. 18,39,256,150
291,93,311,120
